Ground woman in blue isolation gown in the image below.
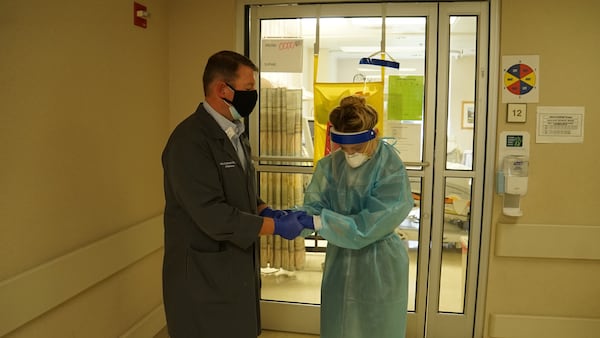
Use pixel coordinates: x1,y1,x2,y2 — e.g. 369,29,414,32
300,95,414,338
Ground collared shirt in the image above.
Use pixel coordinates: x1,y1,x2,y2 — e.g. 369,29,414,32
203,101,247,171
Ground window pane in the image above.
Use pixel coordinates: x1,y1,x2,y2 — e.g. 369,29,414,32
438,177,471,313
398,177,423,312
259,19,315,167
384,17,426,164
446,16,477,170
259,172,321,304
258,16,429,313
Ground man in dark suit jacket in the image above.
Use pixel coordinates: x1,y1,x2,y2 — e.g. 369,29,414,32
161,50,309,338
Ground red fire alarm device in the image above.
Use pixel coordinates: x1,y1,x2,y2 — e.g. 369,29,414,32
134,2,147,28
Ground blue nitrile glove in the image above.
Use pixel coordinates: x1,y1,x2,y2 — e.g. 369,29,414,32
259,207,287,219
273,213,304,240
297,213,315,230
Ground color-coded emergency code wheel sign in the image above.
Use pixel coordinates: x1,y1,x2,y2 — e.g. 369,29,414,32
504,63,536,96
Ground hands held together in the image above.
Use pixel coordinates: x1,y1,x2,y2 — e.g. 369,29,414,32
260,207,314,240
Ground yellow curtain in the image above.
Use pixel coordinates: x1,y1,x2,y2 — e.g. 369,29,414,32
312,55,385,163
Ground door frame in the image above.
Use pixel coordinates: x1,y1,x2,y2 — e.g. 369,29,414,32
235,1,501,337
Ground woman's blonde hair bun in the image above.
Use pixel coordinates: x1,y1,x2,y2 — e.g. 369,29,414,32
330,95,378,133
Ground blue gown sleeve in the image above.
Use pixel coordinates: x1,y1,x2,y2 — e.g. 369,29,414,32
303,144,414,250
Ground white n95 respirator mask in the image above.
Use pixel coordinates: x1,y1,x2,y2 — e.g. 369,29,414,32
344,152,370,168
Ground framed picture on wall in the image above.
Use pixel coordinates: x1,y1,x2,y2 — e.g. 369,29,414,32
461,101,475,129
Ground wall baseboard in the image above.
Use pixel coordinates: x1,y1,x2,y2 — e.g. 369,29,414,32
0,215,164,337
489,313,600,338
495,223,600,260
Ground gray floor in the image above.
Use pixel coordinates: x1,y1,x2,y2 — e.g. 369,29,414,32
155,249,464,338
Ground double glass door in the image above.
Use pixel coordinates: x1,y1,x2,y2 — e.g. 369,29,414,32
246,2,490,337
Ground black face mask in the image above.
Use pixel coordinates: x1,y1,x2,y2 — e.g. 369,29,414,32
223,83,258,119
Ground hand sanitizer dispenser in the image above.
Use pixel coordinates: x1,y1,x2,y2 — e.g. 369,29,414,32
504,155,528,195
497,131,530,217
502,155,528,216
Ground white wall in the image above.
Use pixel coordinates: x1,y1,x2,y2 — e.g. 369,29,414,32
485,0,600,337
0,0,169,336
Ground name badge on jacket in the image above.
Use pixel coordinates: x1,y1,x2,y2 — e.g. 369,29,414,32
219,161,237,169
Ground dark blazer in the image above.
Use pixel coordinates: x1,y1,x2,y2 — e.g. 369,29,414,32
161,103,264,338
